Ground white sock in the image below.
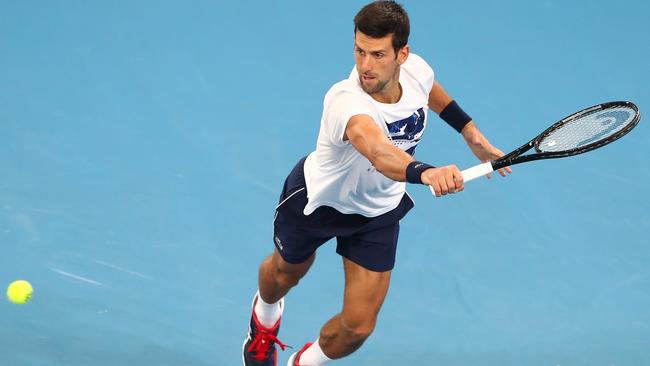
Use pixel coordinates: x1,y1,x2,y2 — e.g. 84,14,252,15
298,338,332,366
254,291,282,328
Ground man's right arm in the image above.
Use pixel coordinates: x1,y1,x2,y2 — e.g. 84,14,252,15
344,114,464,196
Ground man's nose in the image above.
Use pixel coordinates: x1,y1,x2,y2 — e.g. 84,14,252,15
360,54,372,71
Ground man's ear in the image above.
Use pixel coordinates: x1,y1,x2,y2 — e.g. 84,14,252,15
397,44,410,65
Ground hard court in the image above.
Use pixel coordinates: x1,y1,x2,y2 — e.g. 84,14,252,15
1,1,649,365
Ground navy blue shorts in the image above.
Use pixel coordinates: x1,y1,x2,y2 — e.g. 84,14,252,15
272,157,414,272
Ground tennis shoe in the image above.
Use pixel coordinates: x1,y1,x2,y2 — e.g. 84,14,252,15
286,343,312,366
242,293,288,366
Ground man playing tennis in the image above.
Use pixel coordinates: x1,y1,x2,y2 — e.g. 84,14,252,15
243,1,511,365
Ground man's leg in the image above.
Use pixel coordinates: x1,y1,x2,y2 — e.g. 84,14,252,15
320,257,390,357
243,249,316,366
290,257,391,365
258,249,315,305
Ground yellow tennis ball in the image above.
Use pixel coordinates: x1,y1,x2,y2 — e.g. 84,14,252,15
6,280,33,305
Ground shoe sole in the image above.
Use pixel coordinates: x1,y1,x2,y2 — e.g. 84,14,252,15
286,352,297,366
242,291,285,366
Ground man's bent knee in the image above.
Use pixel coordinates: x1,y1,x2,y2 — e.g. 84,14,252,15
274,268,302,288
271,252,315,288
338,317,375,349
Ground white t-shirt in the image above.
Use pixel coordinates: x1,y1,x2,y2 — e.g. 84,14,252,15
303,53,435,217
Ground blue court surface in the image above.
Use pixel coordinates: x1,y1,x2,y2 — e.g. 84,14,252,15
1,1,649,365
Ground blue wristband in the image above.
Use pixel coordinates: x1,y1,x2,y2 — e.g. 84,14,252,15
440,100,472,133
406,161,435,184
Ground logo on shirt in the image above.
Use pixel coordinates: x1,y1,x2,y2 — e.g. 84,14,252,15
386,108,425,156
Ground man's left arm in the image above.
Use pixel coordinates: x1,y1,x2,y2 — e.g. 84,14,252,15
428,81,512,178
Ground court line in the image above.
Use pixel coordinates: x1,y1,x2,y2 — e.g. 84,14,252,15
49,267,104,286
93,260,154,280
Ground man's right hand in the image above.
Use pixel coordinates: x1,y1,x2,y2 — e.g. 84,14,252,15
420,165,464,197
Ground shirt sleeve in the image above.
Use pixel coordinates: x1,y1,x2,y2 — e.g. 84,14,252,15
404,53,435,96
322,89,377,146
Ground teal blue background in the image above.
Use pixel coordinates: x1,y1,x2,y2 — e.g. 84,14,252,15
1,1,649,365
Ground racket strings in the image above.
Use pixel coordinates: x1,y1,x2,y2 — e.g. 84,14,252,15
536,107,636,153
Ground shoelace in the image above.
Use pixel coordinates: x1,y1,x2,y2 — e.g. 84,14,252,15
247,327,289,361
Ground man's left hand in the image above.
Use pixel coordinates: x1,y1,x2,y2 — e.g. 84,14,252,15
461,122,513,179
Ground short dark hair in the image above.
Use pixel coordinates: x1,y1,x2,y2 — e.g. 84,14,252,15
353,1,410,54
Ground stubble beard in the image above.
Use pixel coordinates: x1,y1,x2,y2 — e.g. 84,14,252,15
358,63,400,97
359,77,389,95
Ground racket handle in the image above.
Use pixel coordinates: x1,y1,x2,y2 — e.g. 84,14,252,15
461,162,494,182
428,162,494,196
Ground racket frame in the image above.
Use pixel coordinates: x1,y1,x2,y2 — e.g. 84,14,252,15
430,101,640,194
491,101,640,171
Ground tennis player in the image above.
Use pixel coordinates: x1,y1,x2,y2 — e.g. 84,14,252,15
243,1,511,365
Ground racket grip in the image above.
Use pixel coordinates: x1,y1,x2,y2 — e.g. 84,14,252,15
428,162,494,196
461,162,494,182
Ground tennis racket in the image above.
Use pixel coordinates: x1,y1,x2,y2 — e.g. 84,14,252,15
431,101,641,195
